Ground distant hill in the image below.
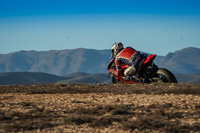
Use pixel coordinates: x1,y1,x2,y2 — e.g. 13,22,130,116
0,72,199,85
0,72,111,85
63,72,90,79
0,47,200,75
0,72,66,85
58,73,109,84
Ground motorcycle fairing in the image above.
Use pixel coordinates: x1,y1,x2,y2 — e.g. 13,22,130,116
143,54,156,64
108,54,157,84
140,54,156,70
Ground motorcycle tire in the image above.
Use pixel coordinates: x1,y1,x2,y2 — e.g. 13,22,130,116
156,68,178,83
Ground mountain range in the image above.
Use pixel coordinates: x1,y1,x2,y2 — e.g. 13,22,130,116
0,47,200,85
0,47,200,75
155,47,200,74
0,48,110,75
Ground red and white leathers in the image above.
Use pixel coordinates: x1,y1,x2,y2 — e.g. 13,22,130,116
113,47,146,77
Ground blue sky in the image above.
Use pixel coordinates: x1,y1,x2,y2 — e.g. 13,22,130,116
0,0,200,55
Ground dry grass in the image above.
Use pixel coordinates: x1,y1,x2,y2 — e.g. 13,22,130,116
0,83,200,132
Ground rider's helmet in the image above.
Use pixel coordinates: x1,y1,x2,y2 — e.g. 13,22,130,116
112,42,124,56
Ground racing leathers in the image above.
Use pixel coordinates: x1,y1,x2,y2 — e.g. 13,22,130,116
113,47,147,77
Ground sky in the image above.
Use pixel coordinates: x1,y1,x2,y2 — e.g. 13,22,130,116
0,0,200,55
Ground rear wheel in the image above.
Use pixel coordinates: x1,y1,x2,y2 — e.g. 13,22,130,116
155,68,177,83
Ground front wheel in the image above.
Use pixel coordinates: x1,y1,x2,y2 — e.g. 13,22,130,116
112,74,121,84
155,68,177,83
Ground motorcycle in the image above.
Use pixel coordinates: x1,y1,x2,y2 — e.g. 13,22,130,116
107,54,177,84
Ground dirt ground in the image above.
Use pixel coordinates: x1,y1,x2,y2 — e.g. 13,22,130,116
0,83,200,133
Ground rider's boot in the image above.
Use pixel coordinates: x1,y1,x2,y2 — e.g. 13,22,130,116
122,76,132,81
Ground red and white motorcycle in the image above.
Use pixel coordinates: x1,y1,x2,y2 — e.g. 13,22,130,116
107,54,177,84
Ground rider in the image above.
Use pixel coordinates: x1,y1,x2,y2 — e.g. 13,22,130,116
111,42,147,80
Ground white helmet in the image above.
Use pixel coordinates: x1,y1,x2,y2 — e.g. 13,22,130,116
112,42,124,56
